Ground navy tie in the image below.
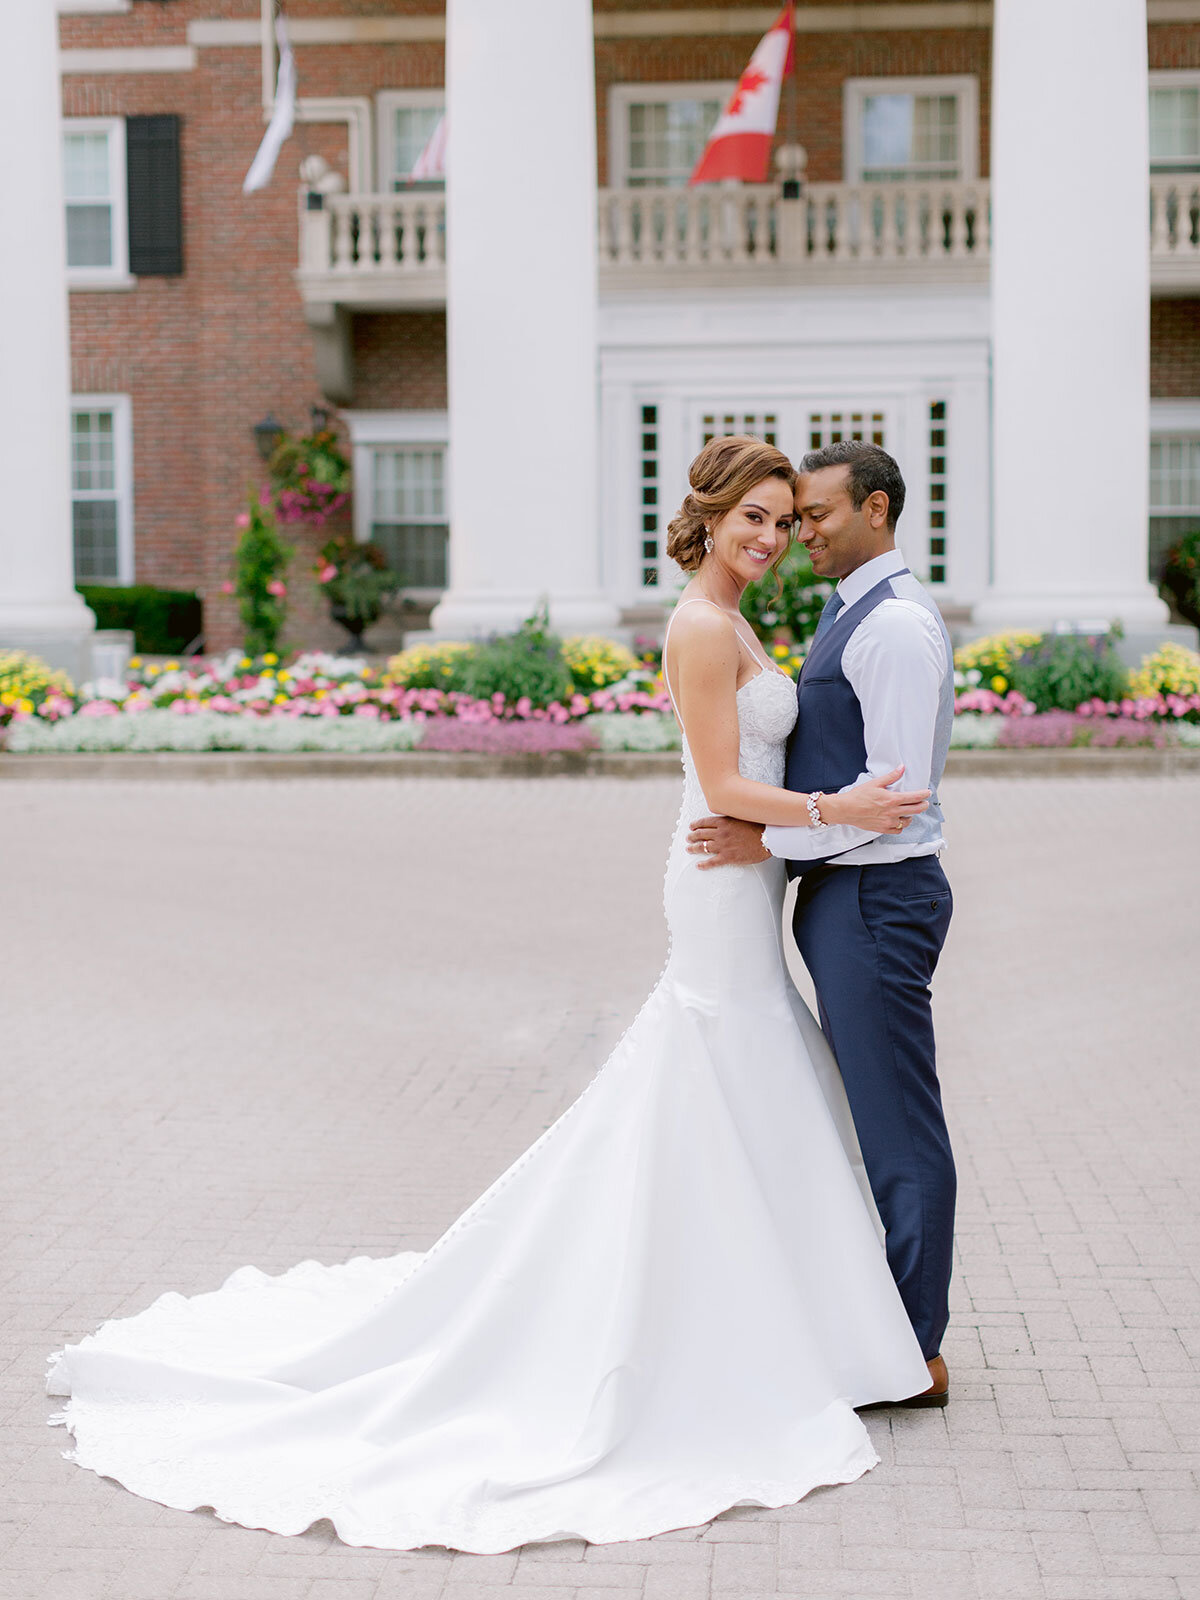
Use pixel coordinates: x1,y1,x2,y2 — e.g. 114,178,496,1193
810,590,845,646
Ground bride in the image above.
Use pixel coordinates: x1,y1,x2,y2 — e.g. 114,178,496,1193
48,435,935,1553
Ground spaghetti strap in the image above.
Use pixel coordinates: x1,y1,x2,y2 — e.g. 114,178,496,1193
662,597,770,717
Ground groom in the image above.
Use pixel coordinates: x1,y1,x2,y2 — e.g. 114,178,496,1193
687,440,956,1406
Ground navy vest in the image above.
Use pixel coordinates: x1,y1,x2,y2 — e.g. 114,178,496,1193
783,570,953,878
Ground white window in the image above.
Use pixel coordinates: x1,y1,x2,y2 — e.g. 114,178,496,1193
1150,73,1200,171
345,412,449,593
70,395,134,584
63,118,130,285
609,83,732,188
843,77,978,183
375,90,445,191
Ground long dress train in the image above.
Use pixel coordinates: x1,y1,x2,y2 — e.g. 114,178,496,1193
46,663,930,1552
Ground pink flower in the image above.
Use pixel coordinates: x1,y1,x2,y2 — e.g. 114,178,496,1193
317,564,337,584
353,703,380,719
267,579,287,597
219,580,235,594
297,462,309,476
235,512,251,529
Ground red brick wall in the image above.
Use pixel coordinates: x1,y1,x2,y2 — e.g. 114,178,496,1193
1152,301,1200,398
354,313,447,410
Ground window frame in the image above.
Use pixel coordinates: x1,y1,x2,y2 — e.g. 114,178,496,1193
63,116,133,289
607,81,735,189
344,410,450,599
374,89,446,193
842,76,979,185
69,393,134,586
1149,70,1200,172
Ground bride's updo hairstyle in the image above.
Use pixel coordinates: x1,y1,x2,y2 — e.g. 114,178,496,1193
666,435,797,574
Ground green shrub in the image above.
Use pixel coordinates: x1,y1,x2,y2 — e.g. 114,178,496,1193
233,496,292,657
457,608,574,708
1163,527,1200,627
1009,631,1129,711
77,585,203,656
739,542,833,646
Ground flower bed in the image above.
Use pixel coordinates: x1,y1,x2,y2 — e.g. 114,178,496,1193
1,647,673,755
3,630,1199,759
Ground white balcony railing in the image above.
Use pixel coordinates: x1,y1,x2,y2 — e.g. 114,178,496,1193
296,180,991,304
597,181,988,271
295,175,1200,307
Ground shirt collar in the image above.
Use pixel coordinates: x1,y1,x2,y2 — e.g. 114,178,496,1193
835,547,907,611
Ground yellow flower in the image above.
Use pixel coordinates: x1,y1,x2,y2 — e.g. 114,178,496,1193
274,693,288,704
261,669,275,679
239,657,252,669
17,697,33,713
1129,640,1200,698
314,688,326,699
991,674,1008,693
128,656,142,669
263,652,279,666
277,669,291,682
165,660,180,671
146,664,160,677
0,691,13,706
773,643,790,658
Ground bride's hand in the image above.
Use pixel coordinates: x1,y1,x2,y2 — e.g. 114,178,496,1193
822,766,931,834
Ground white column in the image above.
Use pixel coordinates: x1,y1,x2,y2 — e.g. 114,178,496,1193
975,0,1170,637
430,0,619,638
0,0,95,680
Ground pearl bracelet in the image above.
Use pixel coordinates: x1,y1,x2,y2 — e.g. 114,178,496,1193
806,791,827,830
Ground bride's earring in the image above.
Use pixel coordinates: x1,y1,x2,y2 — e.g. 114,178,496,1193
703,530,714,555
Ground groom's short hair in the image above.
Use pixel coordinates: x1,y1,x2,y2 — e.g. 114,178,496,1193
799,441,906,529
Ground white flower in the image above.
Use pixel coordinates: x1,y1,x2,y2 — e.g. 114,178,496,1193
948,713,1002,749
585,712,681,753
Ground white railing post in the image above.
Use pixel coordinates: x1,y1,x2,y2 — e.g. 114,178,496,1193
298,190,332,272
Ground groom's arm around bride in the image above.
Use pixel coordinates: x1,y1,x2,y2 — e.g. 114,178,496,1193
688,441,957,1402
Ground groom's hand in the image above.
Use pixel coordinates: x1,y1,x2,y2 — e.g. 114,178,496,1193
686,816,769,869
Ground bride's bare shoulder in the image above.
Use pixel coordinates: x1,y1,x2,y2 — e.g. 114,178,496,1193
667,601,740,656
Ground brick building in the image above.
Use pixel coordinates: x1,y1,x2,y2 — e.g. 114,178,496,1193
13,0,1200,663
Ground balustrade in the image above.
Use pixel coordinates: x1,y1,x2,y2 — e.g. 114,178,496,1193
294,177,1200,299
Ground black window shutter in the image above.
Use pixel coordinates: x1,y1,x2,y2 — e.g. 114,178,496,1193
126,115,183,276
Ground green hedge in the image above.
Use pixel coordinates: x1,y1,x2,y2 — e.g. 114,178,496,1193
77,586,203,656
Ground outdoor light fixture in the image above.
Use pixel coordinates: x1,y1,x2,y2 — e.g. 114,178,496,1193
252,413,284,461
310,404,331,433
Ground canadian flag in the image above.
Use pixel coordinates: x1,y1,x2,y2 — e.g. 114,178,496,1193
689,3,794,185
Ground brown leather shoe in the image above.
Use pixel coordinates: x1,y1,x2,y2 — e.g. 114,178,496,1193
858,1355,949,1411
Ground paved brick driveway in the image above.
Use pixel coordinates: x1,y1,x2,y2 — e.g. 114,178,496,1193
1,774,1197,1600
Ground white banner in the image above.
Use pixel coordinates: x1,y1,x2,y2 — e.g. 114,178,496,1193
243,15,296,194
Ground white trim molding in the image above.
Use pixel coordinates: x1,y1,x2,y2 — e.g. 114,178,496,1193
63,116,130,289
843,74,980,183
59,46,196,74
1150,399,1200,432
178,3,1200,49
375,88,445,193
57,0,131,13
69,392,135,586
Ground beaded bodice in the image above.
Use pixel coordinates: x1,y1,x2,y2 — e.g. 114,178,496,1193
676,666,798,825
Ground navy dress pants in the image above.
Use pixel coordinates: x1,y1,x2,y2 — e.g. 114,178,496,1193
791,855,955,1360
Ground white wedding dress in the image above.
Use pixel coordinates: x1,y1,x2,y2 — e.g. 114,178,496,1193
47,650,931,1553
